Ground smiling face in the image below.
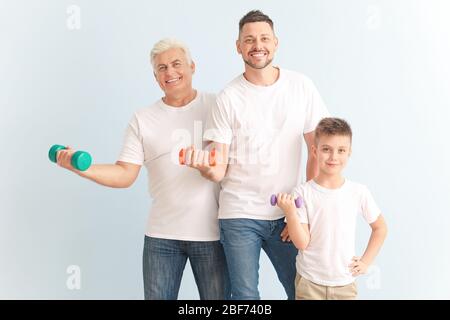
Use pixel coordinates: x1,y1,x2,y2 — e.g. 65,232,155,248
236,21,278,70
153,47,195,97
313,134,352,177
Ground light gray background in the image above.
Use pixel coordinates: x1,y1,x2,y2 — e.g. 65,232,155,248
1,0,449,299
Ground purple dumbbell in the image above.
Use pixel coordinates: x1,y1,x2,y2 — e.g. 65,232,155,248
270,194,302,208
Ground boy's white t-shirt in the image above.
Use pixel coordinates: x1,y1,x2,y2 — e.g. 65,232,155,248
293,179,381,286
118,92,220,241
204,69,329,220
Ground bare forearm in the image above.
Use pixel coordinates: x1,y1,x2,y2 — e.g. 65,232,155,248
285,211,310,250
77,164,134,188
200,164,227,183
361,227,387,265
305,155,318,182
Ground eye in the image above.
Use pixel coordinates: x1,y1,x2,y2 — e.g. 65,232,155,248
339,149,346,153
322,147,330,152
262,37,270,41
173,62,181,67
158,65,167,72
245,39,253,44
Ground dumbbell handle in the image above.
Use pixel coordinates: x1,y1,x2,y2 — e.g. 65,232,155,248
179,148,216,166
48,144,92,171
270,194,302,208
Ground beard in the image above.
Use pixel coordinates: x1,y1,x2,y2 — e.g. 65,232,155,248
243,56,273,70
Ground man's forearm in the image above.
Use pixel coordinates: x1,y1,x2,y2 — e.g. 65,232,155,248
305,155,318,182
200,164,227,183
78,164,134,188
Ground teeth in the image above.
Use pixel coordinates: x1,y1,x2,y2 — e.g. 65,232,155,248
166,78,180,83
251,52,266,57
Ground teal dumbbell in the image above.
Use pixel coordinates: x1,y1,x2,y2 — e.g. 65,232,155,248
48,144,92,171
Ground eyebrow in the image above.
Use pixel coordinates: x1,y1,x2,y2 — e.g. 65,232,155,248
157,59,182,68
243,34,272,39
321,145,348,148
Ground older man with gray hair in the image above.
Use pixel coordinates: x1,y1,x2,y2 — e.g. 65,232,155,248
55,38,230,300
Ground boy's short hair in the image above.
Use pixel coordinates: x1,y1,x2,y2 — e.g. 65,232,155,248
239,10,274,36
315,117,353,145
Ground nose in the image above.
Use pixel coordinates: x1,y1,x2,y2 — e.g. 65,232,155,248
330,150,338,161
163,66,179,79
253,38,263,50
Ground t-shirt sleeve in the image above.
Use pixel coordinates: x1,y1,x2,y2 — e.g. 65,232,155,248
293,185,309,224
117,114,145,165
360,186,381,224
302,77,330,134
203,93,233,144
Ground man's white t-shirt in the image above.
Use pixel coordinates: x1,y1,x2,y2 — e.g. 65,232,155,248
204,68,329,220
293,179,381,286
118,92,220,241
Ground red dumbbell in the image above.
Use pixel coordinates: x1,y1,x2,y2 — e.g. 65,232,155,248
179,148,216,166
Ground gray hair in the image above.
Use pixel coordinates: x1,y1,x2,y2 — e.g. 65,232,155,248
150,38,193,70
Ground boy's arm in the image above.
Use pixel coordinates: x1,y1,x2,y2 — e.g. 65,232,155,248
350,214,388,276
283,131,317,240
57,148,141,188
185,142,229,183
361,214,388,265
285,209,310,251
304,131,319,181
277,194,311,250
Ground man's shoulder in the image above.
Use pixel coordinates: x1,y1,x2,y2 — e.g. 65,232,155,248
193,91,219,113
281,68,314,85
133,99,163,117
197,91,217,103
218,74,244,97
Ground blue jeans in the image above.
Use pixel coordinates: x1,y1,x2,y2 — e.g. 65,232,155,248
219,218,297,300
143,236,230,300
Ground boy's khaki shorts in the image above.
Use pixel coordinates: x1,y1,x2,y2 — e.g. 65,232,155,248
295,273,358,300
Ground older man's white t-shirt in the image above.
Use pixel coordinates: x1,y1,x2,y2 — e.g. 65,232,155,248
204,69,329,220
118,92,220,241
293,179,381,286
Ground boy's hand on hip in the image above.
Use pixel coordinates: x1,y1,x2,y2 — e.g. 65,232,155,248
349,256,368,276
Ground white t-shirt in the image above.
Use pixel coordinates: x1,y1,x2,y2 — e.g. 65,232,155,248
204,68,329,220
118,92,220,241
293,179,381,286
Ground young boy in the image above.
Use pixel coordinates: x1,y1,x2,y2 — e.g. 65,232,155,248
275,117,387,300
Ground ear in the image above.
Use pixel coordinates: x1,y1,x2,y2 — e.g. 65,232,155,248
348,147,352,157
236,39,242,54
191,60,196,74
274,36,279,50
